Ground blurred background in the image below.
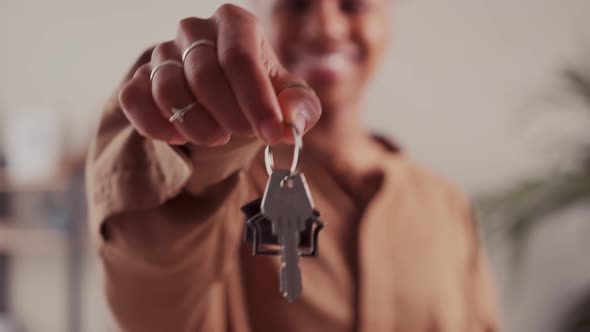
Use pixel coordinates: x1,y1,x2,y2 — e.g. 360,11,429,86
1,0,589,331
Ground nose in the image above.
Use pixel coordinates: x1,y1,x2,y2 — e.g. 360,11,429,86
301,2,348,48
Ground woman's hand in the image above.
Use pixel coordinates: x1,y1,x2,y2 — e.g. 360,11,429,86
119,4,321,147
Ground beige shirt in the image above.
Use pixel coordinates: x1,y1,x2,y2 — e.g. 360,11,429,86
86,51,499,332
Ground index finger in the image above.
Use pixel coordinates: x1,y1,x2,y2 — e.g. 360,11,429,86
214,5,284,143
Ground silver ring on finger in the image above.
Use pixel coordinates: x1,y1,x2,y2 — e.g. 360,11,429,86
182,39,217,63
169,102,197,123
150,60,183,81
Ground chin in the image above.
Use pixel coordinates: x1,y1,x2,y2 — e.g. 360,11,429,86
308,80,360,111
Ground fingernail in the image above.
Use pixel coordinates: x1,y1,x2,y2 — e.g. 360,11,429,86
210,133,232,146
168,134,188,146
292,110,308,135
169,139,188,146
258,117,282,142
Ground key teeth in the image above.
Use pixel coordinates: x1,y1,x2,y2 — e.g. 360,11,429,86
280,266,302,303
283,292,298,303
282,288,301,303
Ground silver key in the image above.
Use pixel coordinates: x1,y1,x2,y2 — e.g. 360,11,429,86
261,169,315,302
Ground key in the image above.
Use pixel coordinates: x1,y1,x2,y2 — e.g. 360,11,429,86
261,169,315,302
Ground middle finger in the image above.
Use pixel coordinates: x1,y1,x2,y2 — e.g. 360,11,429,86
177,17,251,136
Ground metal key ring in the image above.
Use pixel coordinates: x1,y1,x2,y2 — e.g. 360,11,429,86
264,124,302,176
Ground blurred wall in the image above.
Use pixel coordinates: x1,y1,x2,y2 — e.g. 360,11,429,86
1,0,589,331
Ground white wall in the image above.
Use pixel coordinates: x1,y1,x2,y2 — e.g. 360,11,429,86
1,0,590,331
368,0,590,192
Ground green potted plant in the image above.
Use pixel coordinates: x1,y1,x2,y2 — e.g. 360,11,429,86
477,60,590,332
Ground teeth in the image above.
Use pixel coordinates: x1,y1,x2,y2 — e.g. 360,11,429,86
298,53,350,72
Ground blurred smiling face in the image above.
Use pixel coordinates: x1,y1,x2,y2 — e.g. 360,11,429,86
255,0,392,111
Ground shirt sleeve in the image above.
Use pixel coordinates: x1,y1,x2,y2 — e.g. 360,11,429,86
85,49,262,331
457,195,501,332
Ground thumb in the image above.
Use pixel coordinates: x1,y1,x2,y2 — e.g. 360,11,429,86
263,41,321,142
273,75,322,143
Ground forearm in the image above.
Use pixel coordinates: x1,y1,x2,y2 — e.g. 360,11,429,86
99,174,247,332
